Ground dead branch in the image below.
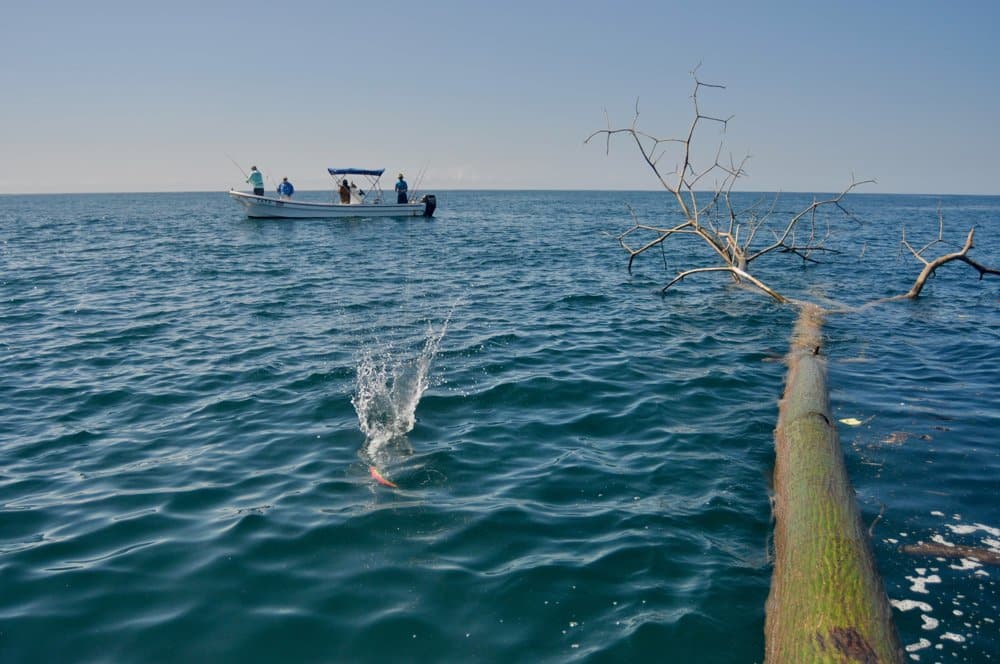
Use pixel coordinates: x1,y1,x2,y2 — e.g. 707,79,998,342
884,228,1000,301
594,70,998,309
589,70,872,302
663,266,788,302
617,221,698,274
586,68,736,229
901,205,946,259
746,180,875,264
779,245,841,264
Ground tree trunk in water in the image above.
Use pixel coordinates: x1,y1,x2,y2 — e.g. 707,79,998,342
765,305,902,663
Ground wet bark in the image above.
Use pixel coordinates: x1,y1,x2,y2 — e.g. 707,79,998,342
765,305,902,663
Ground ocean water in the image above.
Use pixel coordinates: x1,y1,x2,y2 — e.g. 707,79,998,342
1,190,997,663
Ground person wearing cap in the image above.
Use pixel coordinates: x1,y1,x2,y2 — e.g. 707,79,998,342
247,166,265,196
395,173,408,204
338,179,351,204
277,177,294,198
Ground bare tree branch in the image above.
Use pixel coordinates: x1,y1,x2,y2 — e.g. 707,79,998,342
746,179,875,264
588,70,874,302
885,228,1000,300
593,70,997,309
662,265,789,302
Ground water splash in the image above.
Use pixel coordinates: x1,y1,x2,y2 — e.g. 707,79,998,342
351,316,450,463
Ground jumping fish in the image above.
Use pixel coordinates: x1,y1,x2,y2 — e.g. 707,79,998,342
369,466,398,489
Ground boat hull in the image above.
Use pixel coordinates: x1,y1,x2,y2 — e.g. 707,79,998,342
229,190,433,218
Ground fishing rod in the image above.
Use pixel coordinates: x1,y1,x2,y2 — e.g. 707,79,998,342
411,165,425,196
263,171,278,192
225,152,249,180
227,153,278,192
409,162,429,200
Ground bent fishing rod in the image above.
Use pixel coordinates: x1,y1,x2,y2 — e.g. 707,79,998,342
226,153,277,191
225,152,249,180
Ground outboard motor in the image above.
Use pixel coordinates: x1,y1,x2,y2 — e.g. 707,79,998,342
421,194,437,217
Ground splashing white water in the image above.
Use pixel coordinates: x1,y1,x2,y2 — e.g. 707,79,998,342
351,318,449,461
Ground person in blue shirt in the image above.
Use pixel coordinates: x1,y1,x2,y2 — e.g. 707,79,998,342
277,177,294,198
395,173,408,204
247,166,265,196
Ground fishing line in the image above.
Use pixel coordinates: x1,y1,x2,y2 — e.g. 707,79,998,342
225,152,249,185
411,162,429,199
227,153,278,192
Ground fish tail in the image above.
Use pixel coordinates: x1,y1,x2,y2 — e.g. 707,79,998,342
369,466,398,489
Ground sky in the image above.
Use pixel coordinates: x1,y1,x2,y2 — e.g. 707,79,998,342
2,0,999,195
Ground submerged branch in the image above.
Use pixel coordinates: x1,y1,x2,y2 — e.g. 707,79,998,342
662,265,788,303
900,542,1000,567
884,228,1000,301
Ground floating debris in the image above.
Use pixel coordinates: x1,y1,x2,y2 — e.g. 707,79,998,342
901,542,1000,567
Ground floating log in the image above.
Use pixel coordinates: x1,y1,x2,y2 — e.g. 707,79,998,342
900,542,1000,566
765,305,902,663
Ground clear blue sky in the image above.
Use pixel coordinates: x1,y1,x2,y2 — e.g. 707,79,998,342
3,0,998,194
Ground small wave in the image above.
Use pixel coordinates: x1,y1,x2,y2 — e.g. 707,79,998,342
544,293,611,310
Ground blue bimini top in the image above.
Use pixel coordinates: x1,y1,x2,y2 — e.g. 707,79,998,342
328,168,385,177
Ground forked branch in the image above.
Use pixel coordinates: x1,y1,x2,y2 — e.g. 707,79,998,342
887,228,1000,300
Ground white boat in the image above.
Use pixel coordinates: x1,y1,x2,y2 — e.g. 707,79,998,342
229,167,436,219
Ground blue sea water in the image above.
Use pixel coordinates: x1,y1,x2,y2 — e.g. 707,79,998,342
1,190,997,663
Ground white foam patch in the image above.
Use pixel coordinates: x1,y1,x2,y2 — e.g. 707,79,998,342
940,632,966,643
949,558,982,571
906,574,942,594
930,534,954,547
920,614,939,630
945,522,1000,538
891,599,933,612
905,637,931,652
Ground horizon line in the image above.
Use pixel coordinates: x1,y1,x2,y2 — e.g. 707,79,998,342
2,188,998,198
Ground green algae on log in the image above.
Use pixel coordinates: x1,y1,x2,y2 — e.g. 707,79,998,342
765,306,903,663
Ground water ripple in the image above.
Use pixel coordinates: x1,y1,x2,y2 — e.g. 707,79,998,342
1,191,997,662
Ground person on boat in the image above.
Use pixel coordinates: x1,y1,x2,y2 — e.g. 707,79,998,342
338,179,351,204
395,173,408,204
277,177,294,198
247,166,265,196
